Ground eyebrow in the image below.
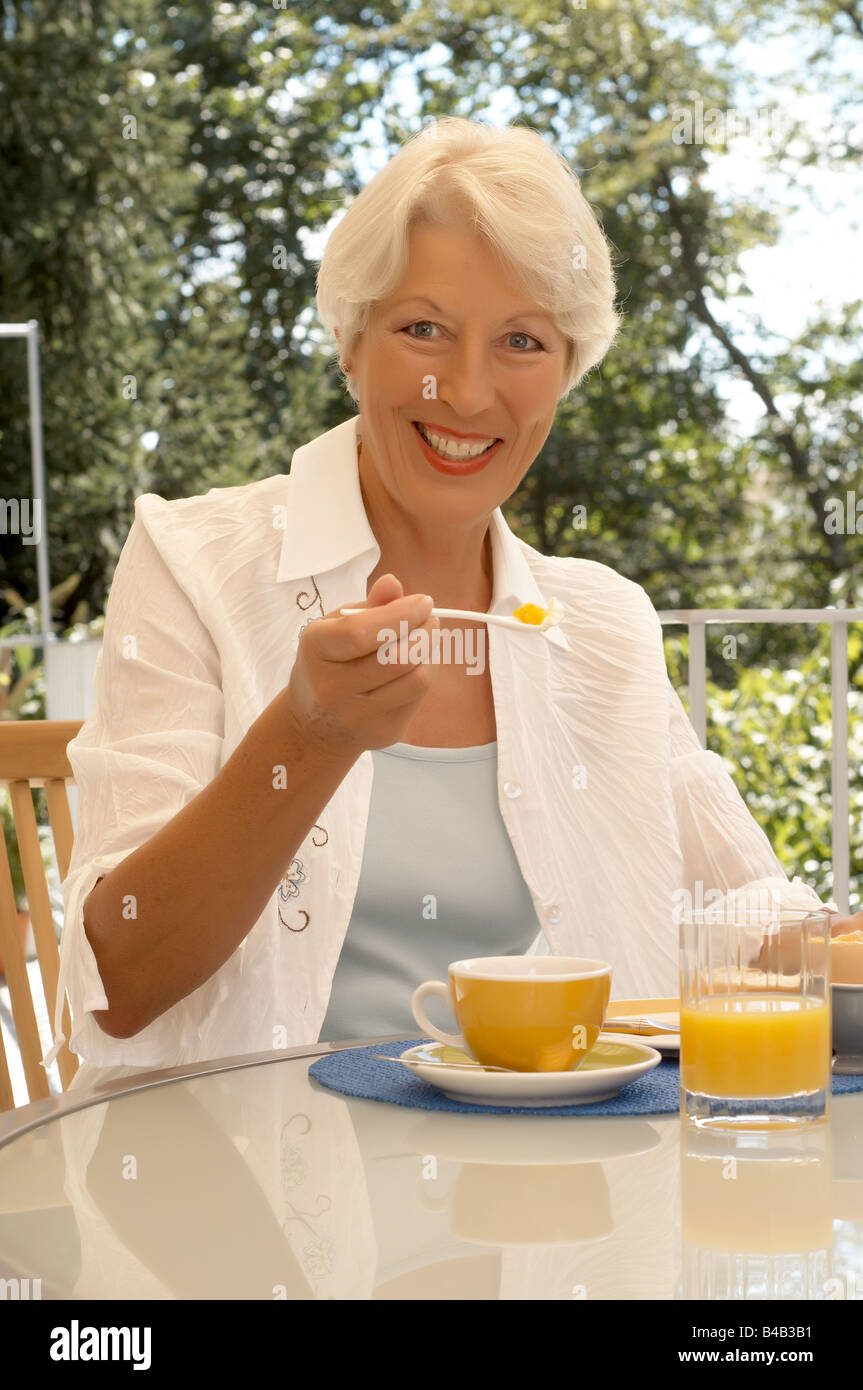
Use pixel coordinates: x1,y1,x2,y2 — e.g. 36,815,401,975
390,296,554,326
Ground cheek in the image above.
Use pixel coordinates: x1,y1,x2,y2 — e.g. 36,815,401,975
508,368,558,410
373,346,418,397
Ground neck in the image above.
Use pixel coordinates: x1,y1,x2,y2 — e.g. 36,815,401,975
359,443,494,611
366,528,493,611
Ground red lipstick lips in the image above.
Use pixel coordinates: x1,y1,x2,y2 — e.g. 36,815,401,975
411,420,502,476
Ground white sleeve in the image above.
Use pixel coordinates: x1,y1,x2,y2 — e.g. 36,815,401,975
667,679,836,928
43,507,225,1071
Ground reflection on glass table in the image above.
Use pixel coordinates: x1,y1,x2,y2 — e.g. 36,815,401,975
0,1047,861,1301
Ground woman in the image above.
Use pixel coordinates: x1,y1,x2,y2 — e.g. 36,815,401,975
44,117,856,1087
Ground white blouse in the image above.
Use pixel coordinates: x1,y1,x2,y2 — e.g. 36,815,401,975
43,413,831,1079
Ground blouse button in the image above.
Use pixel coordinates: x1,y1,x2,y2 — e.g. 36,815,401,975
547,906,562,925
503,781,522,799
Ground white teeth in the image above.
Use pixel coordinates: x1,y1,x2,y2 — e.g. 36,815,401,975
416,422,497,460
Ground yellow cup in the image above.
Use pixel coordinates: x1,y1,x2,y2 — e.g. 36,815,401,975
411,956,612,1072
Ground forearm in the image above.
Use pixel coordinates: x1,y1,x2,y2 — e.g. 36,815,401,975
83,690,358,1038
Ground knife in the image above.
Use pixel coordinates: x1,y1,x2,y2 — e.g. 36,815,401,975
605,1017,680,1036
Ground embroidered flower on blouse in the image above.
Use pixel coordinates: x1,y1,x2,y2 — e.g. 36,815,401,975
279,860,307,900
277,832,325,932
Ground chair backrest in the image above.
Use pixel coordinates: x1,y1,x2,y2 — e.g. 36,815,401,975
0,720,84,1111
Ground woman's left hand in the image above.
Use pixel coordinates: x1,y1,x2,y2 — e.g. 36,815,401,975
830,910,863,937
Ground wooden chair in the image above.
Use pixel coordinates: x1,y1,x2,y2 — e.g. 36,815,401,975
0,720,84,1111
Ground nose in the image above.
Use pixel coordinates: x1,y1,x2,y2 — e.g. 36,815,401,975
434,332,498,421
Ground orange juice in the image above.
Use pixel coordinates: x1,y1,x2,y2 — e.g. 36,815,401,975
680,993,830,1097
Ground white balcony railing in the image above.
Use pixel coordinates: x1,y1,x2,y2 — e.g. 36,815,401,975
658,608,863,916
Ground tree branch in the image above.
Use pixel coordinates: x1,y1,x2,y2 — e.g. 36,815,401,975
653,165,848,571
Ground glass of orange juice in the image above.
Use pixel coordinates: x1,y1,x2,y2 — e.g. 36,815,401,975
679,900,831,1130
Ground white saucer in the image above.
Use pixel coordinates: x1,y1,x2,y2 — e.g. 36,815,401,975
397,1034,662,1108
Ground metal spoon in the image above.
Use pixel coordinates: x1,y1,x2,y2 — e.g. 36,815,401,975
372,1053,518,1073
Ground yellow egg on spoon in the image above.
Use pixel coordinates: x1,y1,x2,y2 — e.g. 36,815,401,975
511,597,563,630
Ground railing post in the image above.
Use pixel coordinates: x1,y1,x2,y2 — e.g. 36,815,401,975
26,320,52,646
688,620,707,749
831,618,851,915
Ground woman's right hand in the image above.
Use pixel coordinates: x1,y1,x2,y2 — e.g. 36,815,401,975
281,573,440,760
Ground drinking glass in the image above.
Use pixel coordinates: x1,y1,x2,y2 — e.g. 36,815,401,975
679,904,831,1130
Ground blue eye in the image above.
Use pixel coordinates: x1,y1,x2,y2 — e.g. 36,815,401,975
507,331,541,351
404,321,437,339
401,321,543,350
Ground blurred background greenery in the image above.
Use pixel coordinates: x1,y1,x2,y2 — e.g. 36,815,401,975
1,0,861,907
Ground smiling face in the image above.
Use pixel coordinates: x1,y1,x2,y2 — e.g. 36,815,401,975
344,219,572,528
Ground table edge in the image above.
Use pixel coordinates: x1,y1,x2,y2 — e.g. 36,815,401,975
0,1031,427,1149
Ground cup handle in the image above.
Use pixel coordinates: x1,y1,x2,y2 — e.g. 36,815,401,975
411,980,466,1050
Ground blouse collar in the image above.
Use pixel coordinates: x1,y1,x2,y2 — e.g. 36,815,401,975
276,413,570,652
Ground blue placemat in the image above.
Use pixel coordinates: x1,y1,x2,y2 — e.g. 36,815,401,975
308,1039,863,1117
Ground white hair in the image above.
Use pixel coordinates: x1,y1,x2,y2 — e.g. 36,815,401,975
315,116,622,403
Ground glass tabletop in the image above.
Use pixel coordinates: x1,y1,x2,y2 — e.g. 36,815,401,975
0,1036,861,1301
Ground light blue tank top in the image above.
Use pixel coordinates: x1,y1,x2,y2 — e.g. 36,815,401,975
318,741,540,1042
